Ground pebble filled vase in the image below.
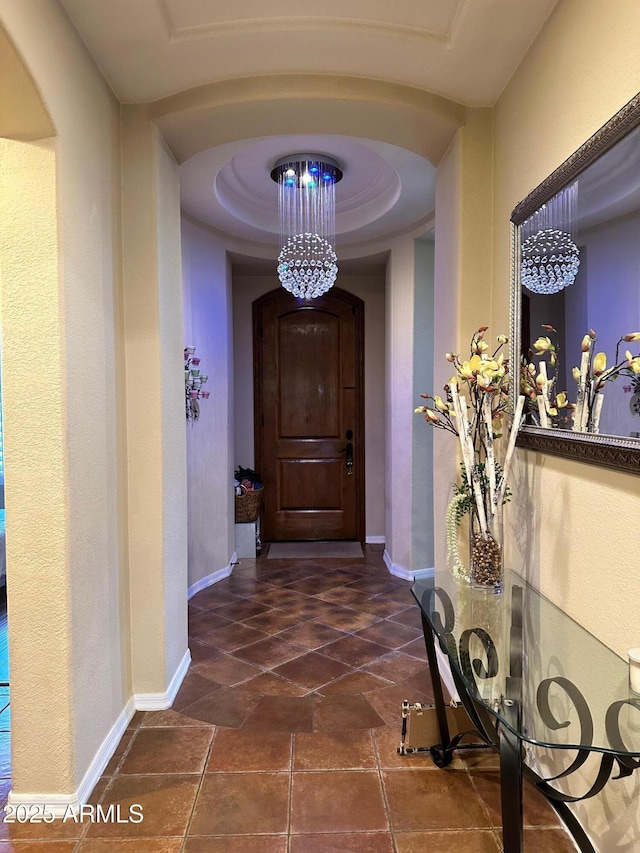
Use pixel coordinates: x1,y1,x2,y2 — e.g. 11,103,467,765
469,503,503,593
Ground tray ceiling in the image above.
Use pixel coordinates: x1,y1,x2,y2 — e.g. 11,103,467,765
59,0,559,105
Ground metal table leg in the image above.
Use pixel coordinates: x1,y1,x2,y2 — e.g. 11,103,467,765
499,702,524,853
420,612,452,766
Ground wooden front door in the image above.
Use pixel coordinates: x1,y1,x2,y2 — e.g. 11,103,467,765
254,287,364,542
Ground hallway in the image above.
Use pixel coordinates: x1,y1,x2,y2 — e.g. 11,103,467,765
0,550,573,850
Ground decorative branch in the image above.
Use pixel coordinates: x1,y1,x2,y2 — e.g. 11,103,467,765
571,330,640,433
415,327,523,581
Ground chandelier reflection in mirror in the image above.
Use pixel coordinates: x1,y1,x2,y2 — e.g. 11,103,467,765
520,182,580,294
270,155,342,298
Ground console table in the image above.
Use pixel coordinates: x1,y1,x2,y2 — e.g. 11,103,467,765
412,570,640,853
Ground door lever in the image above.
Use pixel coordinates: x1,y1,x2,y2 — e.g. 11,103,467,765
345,442,354,476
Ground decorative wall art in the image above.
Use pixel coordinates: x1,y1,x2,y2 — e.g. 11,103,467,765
184,346,210,422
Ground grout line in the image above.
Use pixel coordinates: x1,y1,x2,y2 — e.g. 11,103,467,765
371,725,399,852
465,758,501,834
73,724,141,846
179,724,217,852
286,733,294,852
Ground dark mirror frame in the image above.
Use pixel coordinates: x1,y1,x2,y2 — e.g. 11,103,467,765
510,92,640,475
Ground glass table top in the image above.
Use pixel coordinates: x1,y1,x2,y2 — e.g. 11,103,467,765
412,569,640,756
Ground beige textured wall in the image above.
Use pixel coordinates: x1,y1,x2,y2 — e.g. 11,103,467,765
493,1,640,848
232,272,386,540
156,138,189,680
433,135,462,572
495,0,640,661
182,216,235,588
0,0,128,794
122,108,189,693
432,110,494,570
0,139,75,792
0,27,53,140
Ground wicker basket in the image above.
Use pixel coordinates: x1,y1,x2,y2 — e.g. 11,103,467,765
234,486,263,523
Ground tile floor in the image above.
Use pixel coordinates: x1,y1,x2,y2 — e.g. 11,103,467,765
0,547,577,851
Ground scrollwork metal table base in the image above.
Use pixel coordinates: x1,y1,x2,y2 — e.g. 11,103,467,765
415,578,640,853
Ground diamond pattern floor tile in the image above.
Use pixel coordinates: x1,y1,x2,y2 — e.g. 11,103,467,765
13,546,575,852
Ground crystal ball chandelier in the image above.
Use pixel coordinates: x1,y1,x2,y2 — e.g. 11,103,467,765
270,155,342,299
520,228,581,295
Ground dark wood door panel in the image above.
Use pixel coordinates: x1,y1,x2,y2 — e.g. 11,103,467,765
276,438,345,458
275,509,351,540
278,311,341,438
254,287,364,542
279,459,343,510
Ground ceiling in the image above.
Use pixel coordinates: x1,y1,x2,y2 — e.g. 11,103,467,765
59,0,559,106
179,134,436,248
59,0,560,254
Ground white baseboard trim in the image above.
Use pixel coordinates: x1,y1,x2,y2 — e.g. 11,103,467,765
7,696,137,817
187,551,237,600
365,535,385,545
383,550,435,582
383,549,412,580
6,647,194,816
134,648,192,711
414,567,436,579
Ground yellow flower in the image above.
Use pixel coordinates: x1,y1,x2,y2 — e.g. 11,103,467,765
414,407,427,414
627,353,640,373
624,332,640,342
433,395,448,412
422,408,440,423
547,405,558,416
533,336,552,352
581,335,591,352
593,352,607,375
475,339,489,354
459,354,483,379
536,373,545,389
572,367,581,382
496,334,508,345
556,392,568,408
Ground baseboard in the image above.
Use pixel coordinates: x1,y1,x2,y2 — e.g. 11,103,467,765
134,648,192,711
365,535,385,544
7,696,137,817
383,550,435,582
187,551,237,600
414,567,435,579
383,549,412,580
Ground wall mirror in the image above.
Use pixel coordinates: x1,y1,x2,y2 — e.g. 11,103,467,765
510,93,640,474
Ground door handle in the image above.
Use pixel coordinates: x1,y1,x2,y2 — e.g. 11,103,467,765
345,442,354,476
